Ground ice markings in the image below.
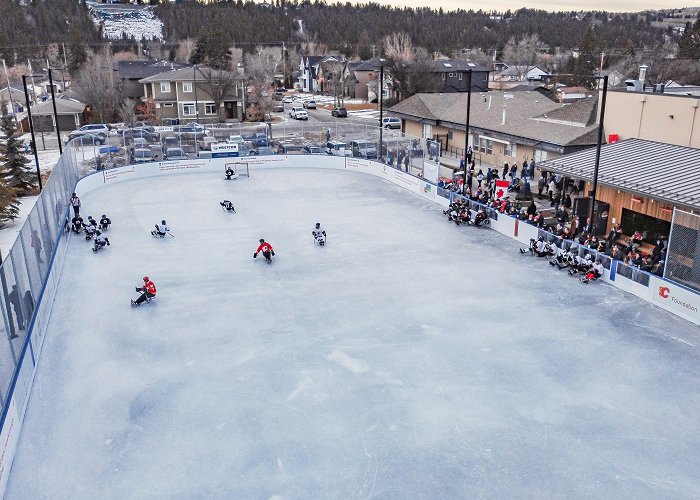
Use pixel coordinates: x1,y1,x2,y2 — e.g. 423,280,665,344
328,349,369,373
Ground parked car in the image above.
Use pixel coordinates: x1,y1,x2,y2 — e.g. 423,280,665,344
350,139,378,159
163,147,188,160
228,134,245,144
303,144,323,154
76,123,111,139
198,136,219,151
273,103,284,112
249,132,269,147
290,107,308,120
381,117,401,130
67,132,105,145
131,148,156,163
282,96,294,104
123,128,159,143
331,107,348,118
256,146,276,156
303,100,317,109
132,137,149,148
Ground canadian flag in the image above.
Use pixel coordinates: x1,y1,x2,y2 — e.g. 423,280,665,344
495,180,509,199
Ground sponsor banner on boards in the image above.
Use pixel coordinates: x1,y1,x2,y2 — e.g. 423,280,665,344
652,278,700,323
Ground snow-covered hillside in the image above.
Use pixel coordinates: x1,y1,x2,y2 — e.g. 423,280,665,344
87,2,163,41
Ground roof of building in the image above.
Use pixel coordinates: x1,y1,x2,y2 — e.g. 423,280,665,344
0,86,25,101
427,60,489,73
389,90,599,149
537,138,700,211
117,60,192,80
303,55,325,67
139,66,238,83
499,65,550,77
353,58,384,72
32,98,86,115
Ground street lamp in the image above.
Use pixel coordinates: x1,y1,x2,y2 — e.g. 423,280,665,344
588,74,609,236
462,69,473,188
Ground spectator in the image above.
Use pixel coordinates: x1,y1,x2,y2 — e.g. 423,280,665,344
502,163,509,180
476,169,484,188
31,229,44,264
529,159,536,179
466,146,473,163
537,176,546,199
610,244,625,261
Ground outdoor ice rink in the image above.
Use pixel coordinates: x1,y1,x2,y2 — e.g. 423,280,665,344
6,167,700,498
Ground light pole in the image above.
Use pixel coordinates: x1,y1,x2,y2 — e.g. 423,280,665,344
21,74,45,192
462,69,473,187
378,60,385,161
588,74,609,236
48,68,62,155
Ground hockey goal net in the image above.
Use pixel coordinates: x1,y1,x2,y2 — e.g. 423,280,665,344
226,162,250,178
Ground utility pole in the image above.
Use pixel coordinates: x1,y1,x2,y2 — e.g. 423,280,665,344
27,59,45,150
2,59,19,125
282,41,286,88
61,42,68,90
370,45,377,58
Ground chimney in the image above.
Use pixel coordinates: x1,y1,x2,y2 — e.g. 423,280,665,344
501,105,506,125
639,65,648,85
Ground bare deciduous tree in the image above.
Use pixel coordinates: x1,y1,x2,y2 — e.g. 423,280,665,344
196,66,240,122
72,49,122,123
245,46,283,85
383,33,432,101
175,38,196,64
502,35,549,80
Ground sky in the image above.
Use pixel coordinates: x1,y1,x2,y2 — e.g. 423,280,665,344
315,0,680,13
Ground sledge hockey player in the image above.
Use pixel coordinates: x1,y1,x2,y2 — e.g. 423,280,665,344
458,208,472,225
312,223,326,245
84,222,97,241
220,200,236,212
132,276,156,306
473,208,489,227
520,236,543,255
99,214,111,231
569,253,593,276
581,260,604,284
151,220,171,237
71,215,84,234
225,166,237,180
253,239,275,263
548,245,565,267
92,230,110,252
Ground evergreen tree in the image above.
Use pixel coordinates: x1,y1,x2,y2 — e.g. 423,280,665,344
189,27,231,70
0,105,21,225
678,20,700,59
574,25,599,90
67,27,88,76
0,108,36,196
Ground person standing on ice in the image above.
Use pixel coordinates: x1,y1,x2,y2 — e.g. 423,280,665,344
132,276,156,306
69,193,81,217
151,220,170,237
253,239,275,263
312,223,326,246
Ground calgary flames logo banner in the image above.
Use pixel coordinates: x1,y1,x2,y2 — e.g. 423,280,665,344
658,286,670,299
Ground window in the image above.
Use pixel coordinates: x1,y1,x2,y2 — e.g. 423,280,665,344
504,142,516,157
205,103,217,115
160,82,171,93
183,82,193,93
163,103,174,108
459,72,463,81
442,73,446,81
534,149,548,163
477,136,493,155
182,103,196,116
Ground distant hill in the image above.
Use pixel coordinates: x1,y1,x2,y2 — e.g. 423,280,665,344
156,3,672,55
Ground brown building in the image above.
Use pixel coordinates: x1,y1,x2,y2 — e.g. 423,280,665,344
139,67,243,124
389,90,599,166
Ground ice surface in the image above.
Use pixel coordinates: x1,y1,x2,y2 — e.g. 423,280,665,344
6,168,700,498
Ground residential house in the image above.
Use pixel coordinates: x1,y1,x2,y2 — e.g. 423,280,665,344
30,98,86,133
344,58,383,101
315,56,346,95
419,60,490,93
388,90,599,166
367,74,395,103
116,60,191,100
298,56,325,93
493,65,551,89
139,67,243,123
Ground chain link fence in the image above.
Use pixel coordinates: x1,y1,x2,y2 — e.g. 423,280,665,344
664,208,700,292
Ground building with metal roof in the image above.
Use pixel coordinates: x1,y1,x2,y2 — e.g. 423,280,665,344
538,138,700,213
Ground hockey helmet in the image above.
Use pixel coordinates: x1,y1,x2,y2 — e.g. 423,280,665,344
96,230,101,236
538,236,544,242
315,223,320,228
161,220,166,225
102,214,106,218
259,238,265,243
88,215,94,220
143,276,149,282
